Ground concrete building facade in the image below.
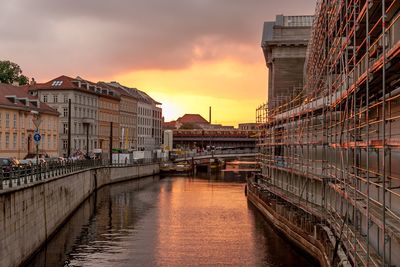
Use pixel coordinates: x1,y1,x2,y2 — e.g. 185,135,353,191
261,15,313,111
105,82,138,151
118,87,162,151
98,88,120,154
256,2,400,266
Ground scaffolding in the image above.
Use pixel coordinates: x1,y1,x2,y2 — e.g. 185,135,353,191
257,0,400,266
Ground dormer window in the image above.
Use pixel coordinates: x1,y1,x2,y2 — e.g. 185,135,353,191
17,98,30,107
52,80,63,86
30,100,40,108
5,96,16,103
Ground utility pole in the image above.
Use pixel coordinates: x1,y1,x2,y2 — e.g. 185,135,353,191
32,110,41,178
86,124,89,158
67,99,72,158
109,121,113,165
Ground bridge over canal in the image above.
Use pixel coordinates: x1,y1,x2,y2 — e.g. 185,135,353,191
173,148,258,162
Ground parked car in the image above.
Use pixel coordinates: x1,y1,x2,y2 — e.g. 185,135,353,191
0,158,18,177
18,159,33,174
25,158,46,166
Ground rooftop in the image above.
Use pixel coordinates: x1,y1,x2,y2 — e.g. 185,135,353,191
0,83,59,115
177,114,209,124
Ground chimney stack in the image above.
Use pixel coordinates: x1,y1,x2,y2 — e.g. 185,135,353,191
209,106,211,124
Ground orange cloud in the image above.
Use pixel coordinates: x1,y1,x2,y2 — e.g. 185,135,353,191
113,58,267,126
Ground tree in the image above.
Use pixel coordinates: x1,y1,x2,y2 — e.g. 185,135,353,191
0,60,29,85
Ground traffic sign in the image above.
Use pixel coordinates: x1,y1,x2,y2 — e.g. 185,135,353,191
33,132,41,144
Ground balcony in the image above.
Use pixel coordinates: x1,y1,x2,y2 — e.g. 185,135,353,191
82,117,95,125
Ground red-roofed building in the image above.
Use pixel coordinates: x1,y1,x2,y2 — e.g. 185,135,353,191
29,75,101,157
0,83,60,158
98,82,137,151
177,114,209,125
107,82,162,151
162,114,209,130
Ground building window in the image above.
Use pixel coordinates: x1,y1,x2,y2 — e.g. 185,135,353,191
5,113,10,128
0,113,2,127
63,123,68,134
63,140,68,150
12,133,16,149
52,80,63,86
53,95,58,103
0,133,2,149
48,134,51,149
53,135,57,148
5,133,9,149
64,95,68,103
21,133,25,148
63,108,68,117
13,114,17,128
74,139,77,149
43,95,48,102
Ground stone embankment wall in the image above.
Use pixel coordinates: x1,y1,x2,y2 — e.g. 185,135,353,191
0,164,159,267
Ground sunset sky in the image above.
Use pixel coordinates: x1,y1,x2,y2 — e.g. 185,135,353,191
0,0,315,126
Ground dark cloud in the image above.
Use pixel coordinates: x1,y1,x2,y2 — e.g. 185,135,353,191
0,0,316,79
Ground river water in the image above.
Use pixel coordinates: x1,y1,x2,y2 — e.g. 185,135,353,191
26,175,318,267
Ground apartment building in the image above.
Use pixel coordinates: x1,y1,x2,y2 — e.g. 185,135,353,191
30,75,162,155
114,86,162,151
0,83,59,158
135,90,162,151
104,82,138,151
30,76,100,157
97,86,120,154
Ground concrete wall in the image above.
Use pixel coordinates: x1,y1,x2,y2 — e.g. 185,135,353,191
0,163,159,267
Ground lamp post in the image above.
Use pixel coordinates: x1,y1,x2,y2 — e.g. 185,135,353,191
67,99,72,158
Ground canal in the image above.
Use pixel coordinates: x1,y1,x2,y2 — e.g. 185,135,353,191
26,175,318,267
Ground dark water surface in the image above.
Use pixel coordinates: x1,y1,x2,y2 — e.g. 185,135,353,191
26,175,317,267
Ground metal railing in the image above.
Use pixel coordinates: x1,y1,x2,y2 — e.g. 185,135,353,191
0,158,159,190
174,148,259,160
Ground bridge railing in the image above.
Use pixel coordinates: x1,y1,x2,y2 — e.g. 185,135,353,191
0,158,159,190
174,148,259,160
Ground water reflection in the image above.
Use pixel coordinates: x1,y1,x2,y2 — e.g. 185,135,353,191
25,175,317,267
